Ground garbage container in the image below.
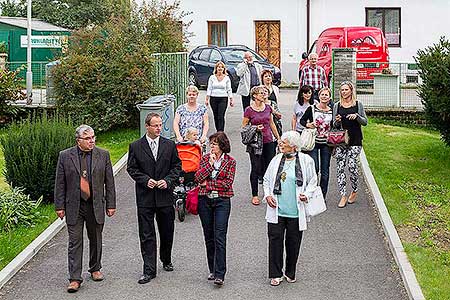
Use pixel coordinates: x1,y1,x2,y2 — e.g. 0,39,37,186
137,94,176,139
45,60,60,106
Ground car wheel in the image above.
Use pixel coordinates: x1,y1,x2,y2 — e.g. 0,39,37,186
189,72,198,87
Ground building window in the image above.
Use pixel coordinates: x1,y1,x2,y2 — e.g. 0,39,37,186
366,8,401,47
208,21,227,46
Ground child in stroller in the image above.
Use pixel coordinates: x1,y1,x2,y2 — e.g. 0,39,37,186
173,128,203,221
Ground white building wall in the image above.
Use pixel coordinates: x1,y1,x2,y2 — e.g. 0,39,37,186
310,0,450,62
138,0,450,83
173,0,307,83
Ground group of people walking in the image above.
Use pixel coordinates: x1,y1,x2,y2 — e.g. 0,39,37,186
53,51,367,293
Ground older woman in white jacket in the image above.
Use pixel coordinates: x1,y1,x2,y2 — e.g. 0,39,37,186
263,130,318,286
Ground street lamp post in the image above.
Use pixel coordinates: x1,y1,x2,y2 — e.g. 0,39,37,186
26,0,32,104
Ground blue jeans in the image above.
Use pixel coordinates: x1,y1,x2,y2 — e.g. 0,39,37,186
198,196,231,280
309,143,331,198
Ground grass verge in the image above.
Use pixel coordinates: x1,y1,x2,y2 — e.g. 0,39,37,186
0,127,139,271
363,119,449,300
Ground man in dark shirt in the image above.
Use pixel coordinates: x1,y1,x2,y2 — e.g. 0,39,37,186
54,125,116,293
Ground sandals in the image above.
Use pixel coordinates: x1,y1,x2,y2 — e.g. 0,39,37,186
348,192,357,204
338,196,348,208
251,196,261,206
270,277,283,286
284,275,296,283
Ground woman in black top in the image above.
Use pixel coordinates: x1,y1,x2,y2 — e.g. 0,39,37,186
332,81,368,208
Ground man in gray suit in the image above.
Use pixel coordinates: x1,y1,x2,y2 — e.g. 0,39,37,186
54,124,116,293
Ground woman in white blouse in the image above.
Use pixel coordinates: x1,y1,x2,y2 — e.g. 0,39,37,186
205,61,234,132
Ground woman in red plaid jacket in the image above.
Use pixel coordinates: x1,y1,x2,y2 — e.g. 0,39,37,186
195,131,236,287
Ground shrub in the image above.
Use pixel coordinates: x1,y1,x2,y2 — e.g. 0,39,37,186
0,187,43,232
53,1,187,132
0,42,7,53
415,37,450,146
0,115,74,203
0,69,26,125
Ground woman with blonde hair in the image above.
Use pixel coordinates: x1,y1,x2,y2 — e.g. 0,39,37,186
206,61,234,132
333,81,367,208
174,85,209,143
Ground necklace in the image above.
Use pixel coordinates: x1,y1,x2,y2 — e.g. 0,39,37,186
280,159,295,182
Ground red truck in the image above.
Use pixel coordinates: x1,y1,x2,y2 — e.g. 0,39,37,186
299,26,389,83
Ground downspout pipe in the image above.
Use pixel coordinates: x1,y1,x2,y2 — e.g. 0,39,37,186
306,0,310,50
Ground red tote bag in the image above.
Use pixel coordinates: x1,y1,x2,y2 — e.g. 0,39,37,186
186,186,199,215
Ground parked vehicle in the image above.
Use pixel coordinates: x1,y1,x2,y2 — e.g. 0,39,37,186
299,26,389,83
189,45,281,92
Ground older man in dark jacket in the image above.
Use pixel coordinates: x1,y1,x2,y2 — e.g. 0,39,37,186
54,124,116,293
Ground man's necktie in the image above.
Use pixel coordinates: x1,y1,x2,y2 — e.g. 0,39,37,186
80,152,90,201
150,141,157,159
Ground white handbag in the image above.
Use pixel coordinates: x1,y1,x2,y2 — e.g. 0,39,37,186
299,107,316,151
304,186,326,217
300,128,316,151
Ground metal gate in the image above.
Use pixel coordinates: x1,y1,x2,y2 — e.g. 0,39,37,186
151,52,188,108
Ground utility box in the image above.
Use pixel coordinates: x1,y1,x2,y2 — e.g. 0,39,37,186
137,95,176,139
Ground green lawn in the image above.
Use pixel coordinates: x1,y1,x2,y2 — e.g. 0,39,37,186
0,127,139,271
363,119,450,300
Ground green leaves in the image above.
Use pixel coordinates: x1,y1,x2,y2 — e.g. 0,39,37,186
52,2,186,132
0,115,74,203
0,187,43,232
415,36,450,146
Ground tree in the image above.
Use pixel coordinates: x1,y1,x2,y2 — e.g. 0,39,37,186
52,1,187,132
415,37,450,146
0,0,130,30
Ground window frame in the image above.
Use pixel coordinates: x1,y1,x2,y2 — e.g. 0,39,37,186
365,7,401,47
207,21,228,47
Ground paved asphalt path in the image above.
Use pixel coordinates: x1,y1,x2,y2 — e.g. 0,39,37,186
0,89,408,300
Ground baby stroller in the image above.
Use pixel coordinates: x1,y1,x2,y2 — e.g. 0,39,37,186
173,141,202,222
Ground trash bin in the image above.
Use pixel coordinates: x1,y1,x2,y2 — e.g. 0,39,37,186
45,60,60,106
137,94,176,139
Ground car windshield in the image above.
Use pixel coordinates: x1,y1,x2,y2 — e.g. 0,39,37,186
221,49,265,62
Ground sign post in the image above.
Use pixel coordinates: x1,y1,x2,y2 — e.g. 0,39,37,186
26,0,32,104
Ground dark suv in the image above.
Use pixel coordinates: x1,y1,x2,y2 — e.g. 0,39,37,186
188,45,281,92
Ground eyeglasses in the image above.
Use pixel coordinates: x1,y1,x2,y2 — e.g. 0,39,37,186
78,136,96,141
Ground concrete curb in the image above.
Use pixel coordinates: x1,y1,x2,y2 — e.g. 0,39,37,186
360,149,425,300
0,152,129,290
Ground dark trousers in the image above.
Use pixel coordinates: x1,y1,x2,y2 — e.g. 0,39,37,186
268,217,303,279
197,196,231,280
309,143,332,198
210,96,228,132
249,142,276,196
241,95,251,112
67,200,104,282
137,206,175,276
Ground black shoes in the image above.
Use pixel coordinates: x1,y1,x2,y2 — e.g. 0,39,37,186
138,274,156,284
163,263,174,272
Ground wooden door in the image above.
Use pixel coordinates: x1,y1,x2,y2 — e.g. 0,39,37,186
255,21,281,67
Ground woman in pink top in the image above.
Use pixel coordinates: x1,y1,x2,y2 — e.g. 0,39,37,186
242,85,280,206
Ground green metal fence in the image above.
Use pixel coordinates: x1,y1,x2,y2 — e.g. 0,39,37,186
1,61,49,105
2,61,48,87
356,62,423,110
151,52,188,109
